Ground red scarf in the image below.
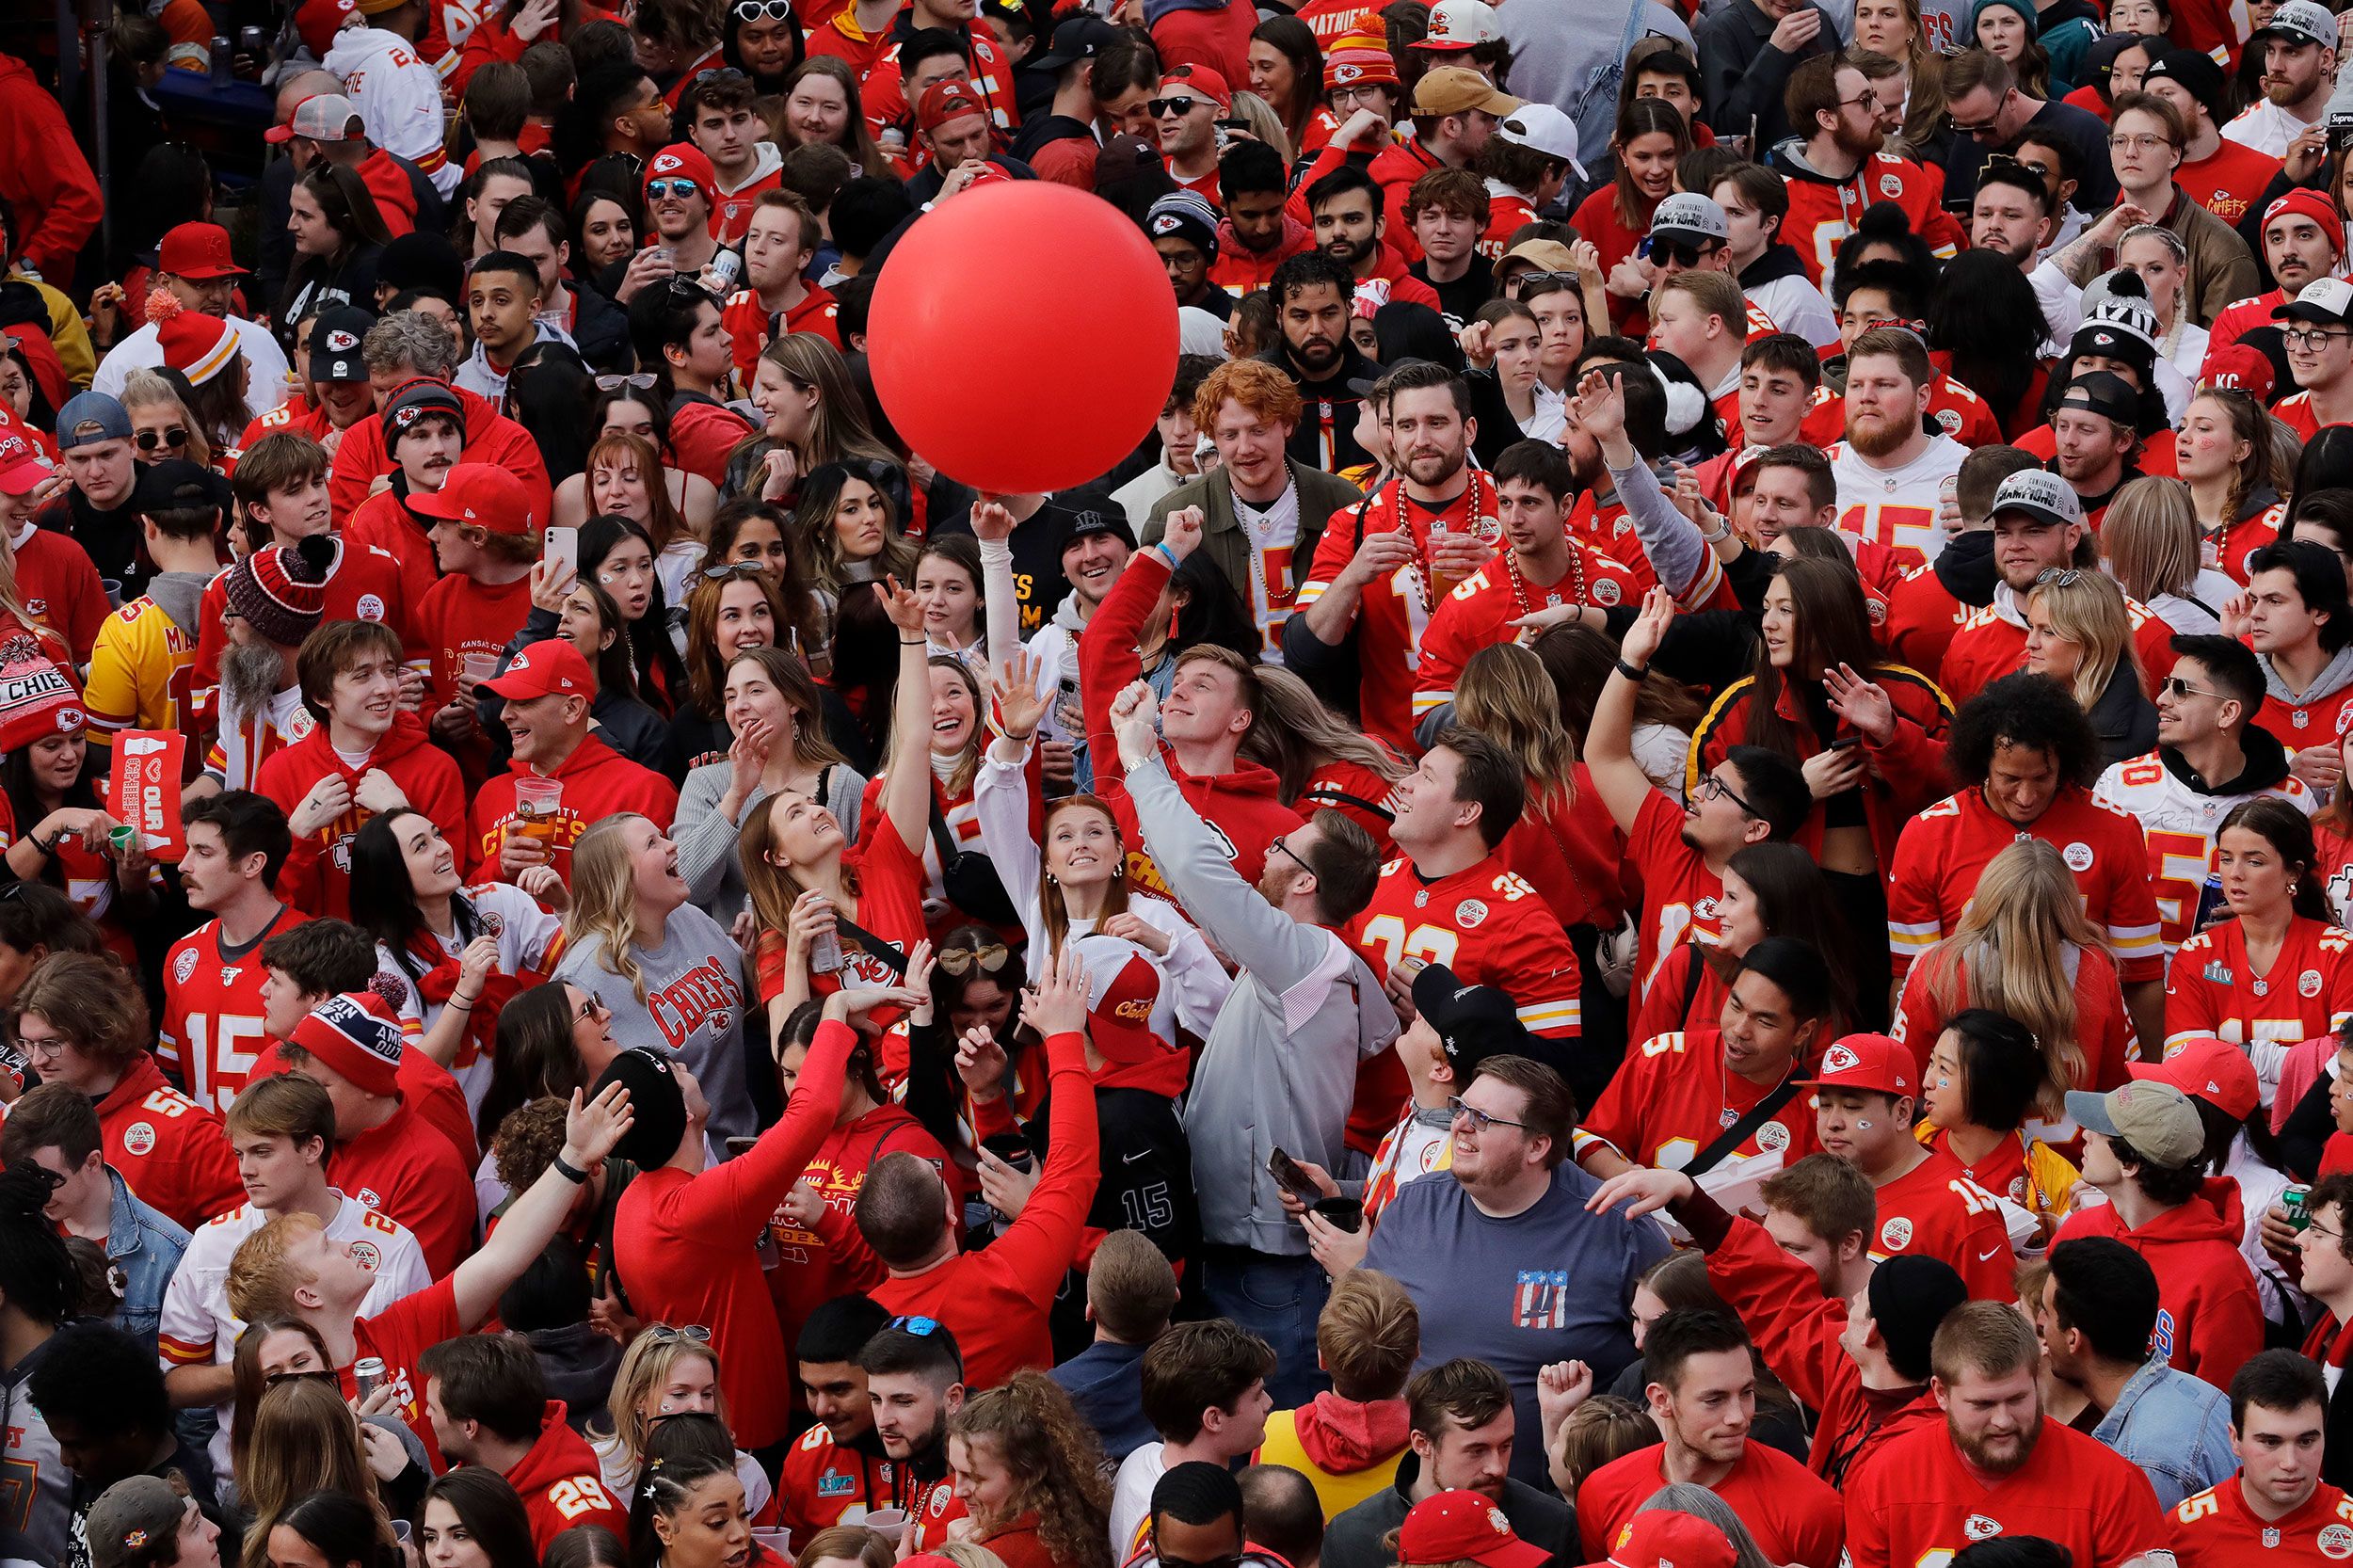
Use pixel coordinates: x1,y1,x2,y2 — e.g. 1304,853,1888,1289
411,951,523,1071
2303,1308,2353,1371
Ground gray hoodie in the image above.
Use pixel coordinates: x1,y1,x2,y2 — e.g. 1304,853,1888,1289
1125,754,1396,1255
2262,642,2353,712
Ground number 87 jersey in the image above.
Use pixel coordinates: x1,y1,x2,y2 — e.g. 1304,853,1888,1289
1350,853,1583,1041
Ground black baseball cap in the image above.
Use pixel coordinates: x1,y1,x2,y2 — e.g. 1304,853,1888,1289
308,303,376,384
1032,15,1120,71
2054,369,2139,424
1414,963,1539,1077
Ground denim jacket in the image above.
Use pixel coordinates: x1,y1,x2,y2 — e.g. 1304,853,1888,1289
104,1165,191,1352
2091,1356,2239,1511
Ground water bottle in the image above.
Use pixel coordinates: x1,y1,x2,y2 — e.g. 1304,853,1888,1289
2192,870,2230,935
809,926,843,973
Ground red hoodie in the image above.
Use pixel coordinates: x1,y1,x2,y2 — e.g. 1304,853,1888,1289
255,711,469,920
328,384,553,527
1254,1394,1409,1519
502,1400,631,1552
2052,1177,2264,1389
1211,215,1313,296
356,149,419,238
469,733,680,885
0,56,100,279
95,1054,244,1231
1077,547,1304,899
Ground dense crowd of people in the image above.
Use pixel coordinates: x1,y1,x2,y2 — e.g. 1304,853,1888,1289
21,0,2353,1562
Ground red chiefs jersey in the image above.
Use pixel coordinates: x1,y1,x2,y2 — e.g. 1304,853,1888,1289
712,166,783,246
2165,915,2353,1055
1295,0,1379,42
754,810,931,1005
1352,852,1580,1038
468,735,680,886
2179,138,2282,226
1578,1029,1820,1172
160,905,310,1113
95,1053,244,1230
237,397,336,451
1843,1417,2172,1567
1577,1439,1844,1567
1887,786,2164,983
2211,288,2293,354
2272,392,2353,443
504,1401,630,1552
1867,1147,2014,1297
1626,788,1722,1000
777,1424,899,1539
1411,546,1641,723
2252,681,2353,760
907,1473,967,1552
2171,1477,2353,1565
340,1273,464,1469
1776,152,1964,285
341,491,442,620
333,1101,475,1276
11,521,109,663
1881,562,1971,677
1938,595,2180,705
1478,188,1539,262
1800,376,2003,456
1296,476,1503,748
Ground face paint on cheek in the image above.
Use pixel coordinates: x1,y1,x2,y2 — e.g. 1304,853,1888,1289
1855,1119,1873,1129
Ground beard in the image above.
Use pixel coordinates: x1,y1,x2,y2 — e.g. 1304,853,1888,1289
1846,408,1915,458
2267,72,2310,105
1951,1406,2042,1476
222,642,289,721
1833,120,1884,157
1325,233,1378,272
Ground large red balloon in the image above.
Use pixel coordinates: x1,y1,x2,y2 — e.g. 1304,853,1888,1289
869,182,1179,496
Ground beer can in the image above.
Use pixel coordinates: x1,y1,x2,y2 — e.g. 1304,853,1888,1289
2285,1184,2314,1230
354,1355,387,1400
708,248,742,292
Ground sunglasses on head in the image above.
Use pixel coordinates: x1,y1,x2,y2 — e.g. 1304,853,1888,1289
701,559,768,582
936,941,1011,975
597,372,659,392
733,0,793,15
135,426,188,452
1148,95,1202,118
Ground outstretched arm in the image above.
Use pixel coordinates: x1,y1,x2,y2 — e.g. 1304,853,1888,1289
454,1082,633,1327
1588,585,1673,838
876,576,936,857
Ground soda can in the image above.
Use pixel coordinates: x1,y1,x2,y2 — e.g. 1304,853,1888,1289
354,1356,387,1400
2285,1184,2314,1230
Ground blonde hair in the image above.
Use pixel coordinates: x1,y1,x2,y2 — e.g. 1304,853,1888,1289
120,367,216,469
592,1327,729,1468
2101,477,2204,603
1036,794,1129,956
750,333,899,472
741,788,861,957
238,1376,392,1568
224,1210,327,1322
1909,839,2098,1113
1453,644,1578,814
1241,666,1406,805
2027,569,2141,712
564,815,655,1009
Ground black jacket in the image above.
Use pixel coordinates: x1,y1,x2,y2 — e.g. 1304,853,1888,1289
1693,0,1833,150
567,280,633,374
1323,1453,1574,1568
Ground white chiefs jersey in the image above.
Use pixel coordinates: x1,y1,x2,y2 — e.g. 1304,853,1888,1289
158,1192,432,1482
2091,748,2314,957
370,882,565,1114
1826,434,1968,568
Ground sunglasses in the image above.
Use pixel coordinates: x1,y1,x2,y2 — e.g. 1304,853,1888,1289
2033,567,2085,588
702,559,769,582
888,1315,944,1336
644,1323,712,1344
2162,676,2219,700
135,426,188,452
1640,237,1707,267
597,373,659,392
575,994,611,1025
936,942,1011,975
1148,95,1203,118
732,0,792,15
647,178,702,200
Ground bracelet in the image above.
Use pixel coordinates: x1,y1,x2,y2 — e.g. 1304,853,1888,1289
1615,659,1648,682
551,1152,591,1185
449,993,478,1012
901,637,928,646
1152,542,1180,570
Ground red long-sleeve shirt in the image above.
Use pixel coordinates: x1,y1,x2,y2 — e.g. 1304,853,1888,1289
504,1400,632,1551
2052,1176,2265,1388
0,56,100,279
611,1020,856,1450
872,1030,1101,1389
328,384,552,526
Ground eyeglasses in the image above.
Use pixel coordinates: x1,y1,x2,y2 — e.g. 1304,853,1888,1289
2033,568,2084,588
1697,770,1756,816
1268,834,1315,876
1834,91,1880,110
1147,96,1202,118
2106,133,2173,152
1447,1095,1527,1132
647,178,703,200
888,1315,944,1336
2283,327,2353,349
135,426,188,452
936,942,1010,975
644,1323,712,1344
2161,676,2219,700
701,559,769,582
2309,1220,2347,1243
597,373,659,392
732,0,792,16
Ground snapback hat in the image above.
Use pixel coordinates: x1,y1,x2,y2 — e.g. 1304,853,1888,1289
1988,467,2084,530
2065,1079,2205,1168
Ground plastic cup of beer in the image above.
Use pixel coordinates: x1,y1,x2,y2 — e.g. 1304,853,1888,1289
863,1510,909,1546
511,776,564,851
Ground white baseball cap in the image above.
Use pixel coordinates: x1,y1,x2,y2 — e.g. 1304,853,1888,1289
1495,104,1586,181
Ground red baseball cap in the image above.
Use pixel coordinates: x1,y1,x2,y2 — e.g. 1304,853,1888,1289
917,79,989,134
479,638,594,703
0,432,54,498
1080,938,1166,1064
406,464,539,535
1599,1512,1737,1568
1400,1493,1548,1568
156,222,246,280
2199,341,2278,404
2130,1038,2260,1122
1798,1032,1916,1096
1160,63,1231,110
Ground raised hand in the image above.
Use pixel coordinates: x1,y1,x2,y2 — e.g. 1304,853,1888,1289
563,1080,635,1167
878,574,926,635
1111,680,1161,770
1822,662,1896,745
1621,584,1676,668
994,648,1050,740
1161,505,1206,562
1023,946,1090,1038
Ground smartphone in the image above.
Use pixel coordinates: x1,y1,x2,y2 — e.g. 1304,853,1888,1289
1829,735,1863,752
544,525,578,582
725,1136,758,1159
1268,1147,1322,1202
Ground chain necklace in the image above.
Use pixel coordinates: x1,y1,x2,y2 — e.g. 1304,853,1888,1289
1384,466,1499,616
1505,541,1587,626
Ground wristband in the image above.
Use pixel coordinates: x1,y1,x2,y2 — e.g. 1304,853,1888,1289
1152,542,1180,570
551,1153,591,1184
1615,659,1648,682
901,637,928,646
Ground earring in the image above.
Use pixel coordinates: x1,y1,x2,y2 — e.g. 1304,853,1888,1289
1044,872,1057,886
1112,863,1124,880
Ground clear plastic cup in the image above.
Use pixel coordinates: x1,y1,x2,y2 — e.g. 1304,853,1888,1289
511,776,565,850
864,1509,909,1545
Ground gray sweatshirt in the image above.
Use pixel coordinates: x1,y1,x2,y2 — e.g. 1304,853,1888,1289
672,760,867,924
553,904,757,1144
1126,755,1397,1254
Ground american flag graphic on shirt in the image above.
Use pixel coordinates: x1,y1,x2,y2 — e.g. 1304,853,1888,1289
1514,1270,1570,1330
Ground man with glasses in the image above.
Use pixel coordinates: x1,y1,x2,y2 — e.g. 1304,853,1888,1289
2095,634,2313,956
2272,278,2353,437
2089,93,2258,328
1939,47,2118,213
157,1072,431,1486
639,143,725,285
1353,1050,1665,1487
2210,189,2344,353
1772,57,1965,289
2225,0,2339,157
